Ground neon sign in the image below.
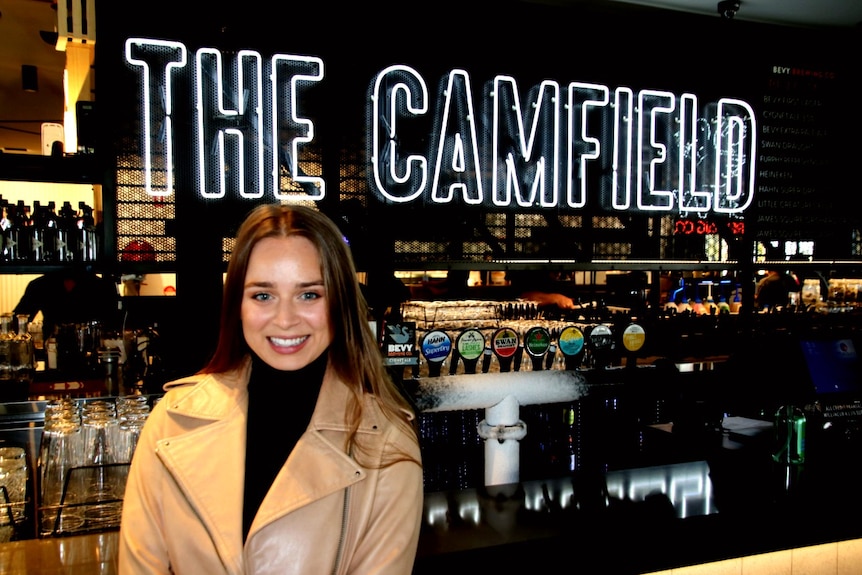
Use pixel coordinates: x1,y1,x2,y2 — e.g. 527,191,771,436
674,219,745,235
124,38,324,199
371,67,756,214
123,39,756,215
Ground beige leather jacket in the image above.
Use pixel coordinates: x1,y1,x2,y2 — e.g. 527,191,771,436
118,362,424,575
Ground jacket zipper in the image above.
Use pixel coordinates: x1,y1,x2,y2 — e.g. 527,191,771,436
331,484,351,575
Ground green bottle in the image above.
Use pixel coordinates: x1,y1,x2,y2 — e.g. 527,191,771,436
773,405,806,465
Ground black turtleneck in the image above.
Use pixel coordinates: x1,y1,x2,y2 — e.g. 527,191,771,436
242,350,327,541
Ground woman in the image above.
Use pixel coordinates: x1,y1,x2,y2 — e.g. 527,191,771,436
119,203,424,574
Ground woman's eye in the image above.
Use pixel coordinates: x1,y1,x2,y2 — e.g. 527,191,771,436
300,291,321,301
252,292,273,302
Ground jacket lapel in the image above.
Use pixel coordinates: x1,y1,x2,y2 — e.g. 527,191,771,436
156,372,248,572
250,374,371,533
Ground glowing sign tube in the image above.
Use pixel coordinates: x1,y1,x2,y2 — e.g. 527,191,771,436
714,98,756,214
124,38,187,197
271,54,325,200
490,77,561,207
124,38,324,201
371,65,429,203
194,48,265,199
637,90,676,211
678,93,712,213
567,82,609,209
429,69,484,205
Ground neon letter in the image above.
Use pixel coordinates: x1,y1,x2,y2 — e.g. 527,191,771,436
490,76,561,207
371,65,429,203
430,69,483,205
271,54,325,200
124,38,187,197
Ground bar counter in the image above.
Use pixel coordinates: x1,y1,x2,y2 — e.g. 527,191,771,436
2,445,862,575
5,411,862,574
4,356,862,573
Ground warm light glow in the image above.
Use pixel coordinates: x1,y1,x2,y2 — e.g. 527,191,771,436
63,43,95,155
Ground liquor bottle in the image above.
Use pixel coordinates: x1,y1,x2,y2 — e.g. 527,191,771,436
46,334,58,371
57,201,78,262
77,202,98,261
729,286,742,313
16,201,33,262
0,313,13,382
30,200,50,262
12,314,35,386
1,201,31,262
772,404,806,465
45,201,60,262
705,294,718,315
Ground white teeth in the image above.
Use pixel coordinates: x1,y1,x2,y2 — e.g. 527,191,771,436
270,336,306,347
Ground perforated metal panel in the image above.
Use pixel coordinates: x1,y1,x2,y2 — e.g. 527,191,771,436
115,153,176,263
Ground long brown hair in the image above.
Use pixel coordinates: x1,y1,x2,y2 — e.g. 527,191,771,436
201,202,418,461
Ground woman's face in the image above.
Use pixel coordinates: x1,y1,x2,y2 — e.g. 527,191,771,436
241,235,333,371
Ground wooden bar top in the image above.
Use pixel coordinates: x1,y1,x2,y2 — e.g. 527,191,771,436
0,531,118,574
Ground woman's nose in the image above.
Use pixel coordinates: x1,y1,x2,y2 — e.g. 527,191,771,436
273,300,298,327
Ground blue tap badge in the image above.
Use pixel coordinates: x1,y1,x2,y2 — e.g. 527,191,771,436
421,330,452,364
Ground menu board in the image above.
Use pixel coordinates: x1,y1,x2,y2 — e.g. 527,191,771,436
754,60,857,257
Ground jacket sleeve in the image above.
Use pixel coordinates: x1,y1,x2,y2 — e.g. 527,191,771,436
345,430,424,575
118,399,174,575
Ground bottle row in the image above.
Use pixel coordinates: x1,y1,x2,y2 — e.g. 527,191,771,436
0,198,99,264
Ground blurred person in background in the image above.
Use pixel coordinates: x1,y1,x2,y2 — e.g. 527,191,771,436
13,262,121,340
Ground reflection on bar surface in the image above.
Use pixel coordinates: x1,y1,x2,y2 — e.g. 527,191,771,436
423,459,716,538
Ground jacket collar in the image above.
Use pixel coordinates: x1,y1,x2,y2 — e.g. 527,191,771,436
164,358,385,433
156,358,381,556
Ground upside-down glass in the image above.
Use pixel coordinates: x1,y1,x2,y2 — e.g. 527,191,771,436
38,398,83,533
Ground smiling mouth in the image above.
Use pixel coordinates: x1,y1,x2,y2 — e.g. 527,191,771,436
269,335,308,347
